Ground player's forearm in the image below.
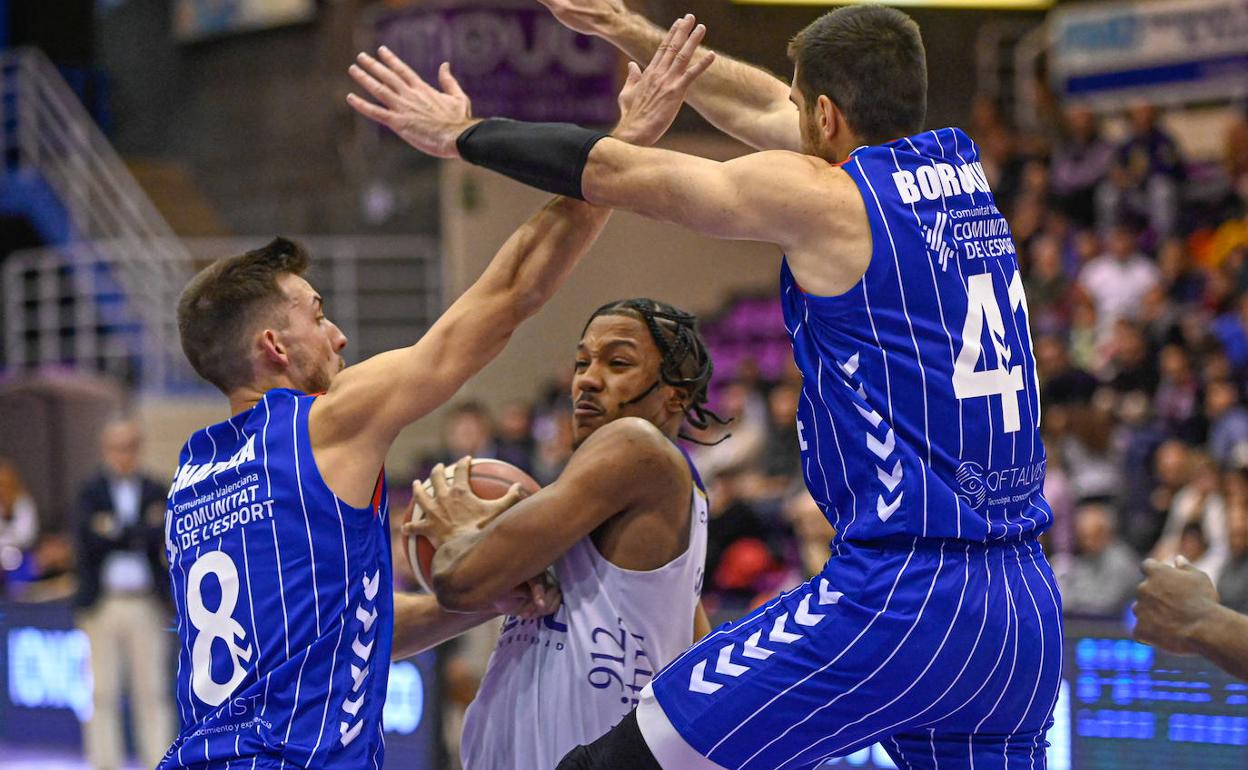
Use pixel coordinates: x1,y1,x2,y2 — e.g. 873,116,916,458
601,11,799,150
582,140,742,239
391,591,495,659
475,196,611,322
1187,603,1248,682
429,529,528,612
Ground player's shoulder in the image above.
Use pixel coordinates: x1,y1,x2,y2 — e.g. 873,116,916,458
583,417,688,476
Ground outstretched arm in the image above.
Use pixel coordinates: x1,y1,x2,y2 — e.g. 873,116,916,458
351,24,864,295
391,593,496,659
315,33,705,504
539,0,800,151
392,580,561,658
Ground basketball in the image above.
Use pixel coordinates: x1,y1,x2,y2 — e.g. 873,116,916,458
404,458,541,594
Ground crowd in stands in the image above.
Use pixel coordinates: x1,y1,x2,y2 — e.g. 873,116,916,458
979,98,1248,623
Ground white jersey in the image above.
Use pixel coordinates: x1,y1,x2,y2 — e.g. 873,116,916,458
460,457,709,770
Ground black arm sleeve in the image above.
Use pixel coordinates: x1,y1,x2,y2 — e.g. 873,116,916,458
456,118,609,200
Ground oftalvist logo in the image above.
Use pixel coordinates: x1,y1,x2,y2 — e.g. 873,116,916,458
955,461,987,508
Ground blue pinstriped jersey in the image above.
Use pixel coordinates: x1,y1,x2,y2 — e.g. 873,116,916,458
783,127,1051,545
158,388,393,770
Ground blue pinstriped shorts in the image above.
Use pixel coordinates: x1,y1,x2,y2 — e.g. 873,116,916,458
640,538,1063,770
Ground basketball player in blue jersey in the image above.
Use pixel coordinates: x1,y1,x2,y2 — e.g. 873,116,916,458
351,6,1062,770
159,45,707,770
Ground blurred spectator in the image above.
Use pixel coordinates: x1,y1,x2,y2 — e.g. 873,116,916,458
1206,378,1248,467
1103,320,1158,397
1157,238,1206,305
1035,334,1097,408
1051,105,1114,226
1077,225,1160,345
693,380,766,482
758,381,802,484
1097,103,1184,238
1059,406,1123,501
429,401,498,471
1153,344,1203,442
495,400,536,473
0,458,38,574
704,466,783,610
1057,501,1140,618
531,406,574,485
1153,451,1228,580
1024,236,1072,332
74,420,173,770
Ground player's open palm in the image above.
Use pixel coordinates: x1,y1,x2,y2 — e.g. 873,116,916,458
347,47,473,159
613,14,715,147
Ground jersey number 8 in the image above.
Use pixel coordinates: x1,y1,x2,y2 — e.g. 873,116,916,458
187,551,255,707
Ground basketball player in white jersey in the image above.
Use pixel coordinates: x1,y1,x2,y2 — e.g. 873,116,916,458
406,298,717,769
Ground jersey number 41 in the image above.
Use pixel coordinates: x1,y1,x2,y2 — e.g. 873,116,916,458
952,270,1040,434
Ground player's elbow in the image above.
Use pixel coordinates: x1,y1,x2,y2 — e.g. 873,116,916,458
507,284,548,322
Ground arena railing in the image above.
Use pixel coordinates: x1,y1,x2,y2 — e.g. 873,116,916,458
3,236,442,393
1,46,193,387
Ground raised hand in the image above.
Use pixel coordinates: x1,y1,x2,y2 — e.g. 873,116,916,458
613,15,715,147
347,47,476,159
534,0,628,37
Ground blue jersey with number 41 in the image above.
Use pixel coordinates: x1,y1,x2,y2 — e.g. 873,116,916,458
158,388,392,770
782,127,1050,545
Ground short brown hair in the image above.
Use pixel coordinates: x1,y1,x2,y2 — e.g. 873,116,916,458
177,237,310,392
788,6,927,144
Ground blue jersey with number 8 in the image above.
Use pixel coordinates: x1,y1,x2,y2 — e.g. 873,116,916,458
783,128,1050,545
158,388,392,770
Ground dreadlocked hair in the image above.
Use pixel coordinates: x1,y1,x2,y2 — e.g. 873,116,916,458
584,298,731,444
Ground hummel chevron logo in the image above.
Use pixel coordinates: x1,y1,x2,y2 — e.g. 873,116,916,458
877,460,903,493
867,429,895,461
839,353,860,377
356,606,378,633
342,692,364,717
855,403,884,429
351,636,374,661
794,595,824,626
340,719,364,746
362,571,380,601
819,578,843,605
878,491,904,522
350,663,369,692
769,612,802,644
742,629,775,660
689,660,722,694
717,644,749,677
688,582,845,694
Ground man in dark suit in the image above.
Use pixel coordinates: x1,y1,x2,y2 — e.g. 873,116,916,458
75,419,173,770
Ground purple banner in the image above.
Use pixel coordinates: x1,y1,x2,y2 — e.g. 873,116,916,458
372,3,621,125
